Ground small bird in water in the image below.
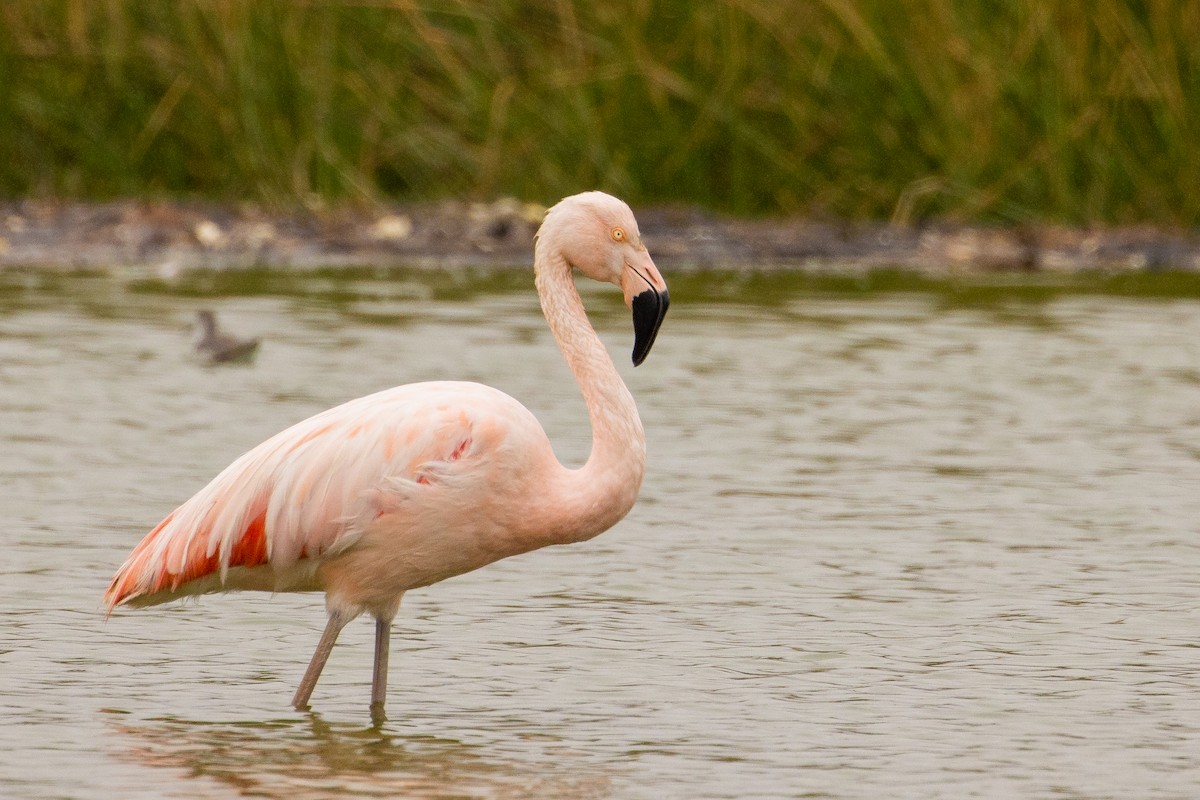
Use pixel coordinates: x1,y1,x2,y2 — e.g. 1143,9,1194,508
193,309,260,364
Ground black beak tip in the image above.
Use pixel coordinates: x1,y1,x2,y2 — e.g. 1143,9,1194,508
631,289,668,367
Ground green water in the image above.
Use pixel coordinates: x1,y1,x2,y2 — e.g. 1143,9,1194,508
2,268,1199,798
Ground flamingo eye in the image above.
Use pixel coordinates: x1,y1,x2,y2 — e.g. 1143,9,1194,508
611,227,626,242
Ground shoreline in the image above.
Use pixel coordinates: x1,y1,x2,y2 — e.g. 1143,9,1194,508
2,198,1198,276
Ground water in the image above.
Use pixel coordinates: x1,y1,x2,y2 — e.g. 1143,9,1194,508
2,267,1199,799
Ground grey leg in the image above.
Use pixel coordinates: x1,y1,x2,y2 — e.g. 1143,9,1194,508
293,608,352,710
369,617,391,721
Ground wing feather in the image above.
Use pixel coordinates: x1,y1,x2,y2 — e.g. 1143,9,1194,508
104,381,523,611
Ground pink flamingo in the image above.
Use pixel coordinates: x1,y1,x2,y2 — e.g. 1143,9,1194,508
104,191,669,717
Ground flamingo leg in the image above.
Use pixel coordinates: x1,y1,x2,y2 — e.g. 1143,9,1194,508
292,608,352,710
369,617,391,721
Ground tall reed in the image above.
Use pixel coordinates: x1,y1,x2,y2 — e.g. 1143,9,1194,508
1,0,1197,224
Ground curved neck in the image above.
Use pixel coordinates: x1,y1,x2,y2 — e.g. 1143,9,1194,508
534,247,646,539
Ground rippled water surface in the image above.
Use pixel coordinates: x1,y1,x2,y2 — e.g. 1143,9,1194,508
2,268,1199,799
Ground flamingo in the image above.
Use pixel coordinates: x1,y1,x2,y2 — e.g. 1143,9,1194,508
104,191,670,718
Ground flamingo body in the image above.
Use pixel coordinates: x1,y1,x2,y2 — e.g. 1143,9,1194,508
108,381,565,613
105,191,670,717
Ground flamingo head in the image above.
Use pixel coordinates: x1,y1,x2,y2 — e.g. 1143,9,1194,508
541,191,670,366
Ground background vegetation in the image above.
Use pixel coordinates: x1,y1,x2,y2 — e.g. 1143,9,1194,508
2,0,1198,224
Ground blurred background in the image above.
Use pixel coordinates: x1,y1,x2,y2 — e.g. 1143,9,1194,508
2,0,1199,225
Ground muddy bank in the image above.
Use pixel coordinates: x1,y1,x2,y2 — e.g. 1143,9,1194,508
1,198,1198,275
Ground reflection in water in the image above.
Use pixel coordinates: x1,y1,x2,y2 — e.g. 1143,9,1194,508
111,713,611,799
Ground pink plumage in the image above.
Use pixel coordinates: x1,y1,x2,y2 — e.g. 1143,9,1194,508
104,191,670,718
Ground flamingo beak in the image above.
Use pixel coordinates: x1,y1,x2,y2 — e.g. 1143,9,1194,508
631,287,669,366
624,257,669,366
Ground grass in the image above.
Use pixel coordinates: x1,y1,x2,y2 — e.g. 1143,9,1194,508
1,1,1199,225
